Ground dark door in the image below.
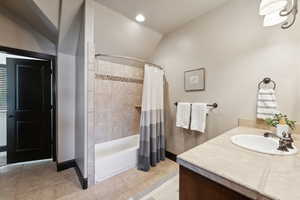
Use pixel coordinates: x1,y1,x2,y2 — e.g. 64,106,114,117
7,58,52,164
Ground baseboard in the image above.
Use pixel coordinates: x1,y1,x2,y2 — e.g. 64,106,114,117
56,159,76,172
0,146,7,152
74,162,88,190
56,159,88,189
166,151,177,162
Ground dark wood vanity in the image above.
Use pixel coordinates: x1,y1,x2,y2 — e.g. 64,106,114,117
179,166,251,200
176,127,300,200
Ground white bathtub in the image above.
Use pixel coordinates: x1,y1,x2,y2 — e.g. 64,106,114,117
95,134,140,182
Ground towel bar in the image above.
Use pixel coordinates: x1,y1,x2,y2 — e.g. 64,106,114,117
258,77,276,90
174,102,218,109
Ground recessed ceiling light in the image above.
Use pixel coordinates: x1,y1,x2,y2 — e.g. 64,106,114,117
135,14,145,23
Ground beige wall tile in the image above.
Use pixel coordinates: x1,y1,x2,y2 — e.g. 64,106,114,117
88,71,95,92
94,61,143,144
110,62,123,77
95,79,112,95
87,112,94,149
88,92,94,112
98,61,111,75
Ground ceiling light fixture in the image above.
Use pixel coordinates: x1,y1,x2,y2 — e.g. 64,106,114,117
259,0,298,29
135,14,145,23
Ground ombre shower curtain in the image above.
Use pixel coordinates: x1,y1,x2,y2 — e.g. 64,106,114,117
138,64,165,171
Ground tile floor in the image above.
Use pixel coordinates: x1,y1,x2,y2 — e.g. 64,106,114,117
0,159,178,200
140,175,179,200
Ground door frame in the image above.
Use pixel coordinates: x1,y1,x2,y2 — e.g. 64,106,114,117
0,45,57,162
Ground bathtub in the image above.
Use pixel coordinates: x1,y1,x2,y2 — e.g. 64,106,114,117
95,134,140,182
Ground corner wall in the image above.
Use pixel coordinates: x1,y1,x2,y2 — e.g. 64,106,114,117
75,4,86,179
85,0,95,186
57,52,76,162
152,0,300,154
58,0,93,185
57,0,83,163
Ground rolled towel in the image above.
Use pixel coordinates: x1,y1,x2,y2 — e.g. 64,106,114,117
176,103,191,129
257,88,279,120
191,103,209,133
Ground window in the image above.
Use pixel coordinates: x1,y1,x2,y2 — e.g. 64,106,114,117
0,66,7,111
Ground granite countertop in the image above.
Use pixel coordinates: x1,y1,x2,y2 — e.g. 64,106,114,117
177,127,300,200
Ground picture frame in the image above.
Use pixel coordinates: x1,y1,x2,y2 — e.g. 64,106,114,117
184,68,205,92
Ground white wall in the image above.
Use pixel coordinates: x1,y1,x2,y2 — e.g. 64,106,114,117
57,0,84,163
74,0,95,181
57,52,76,162
93,2,162,60
75,4,87,178
58,0,83,55
152,0,300,154
0,6,56,55
85,0,95,184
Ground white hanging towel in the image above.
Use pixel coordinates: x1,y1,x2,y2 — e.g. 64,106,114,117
257,88,278,120
191,103,209,133
176,103,191,129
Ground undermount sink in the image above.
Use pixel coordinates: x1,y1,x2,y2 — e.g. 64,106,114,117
231,135,298,156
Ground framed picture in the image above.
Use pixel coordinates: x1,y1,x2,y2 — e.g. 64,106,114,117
184,68,205,92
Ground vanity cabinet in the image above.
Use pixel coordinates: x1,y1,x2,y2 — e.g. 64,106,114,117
179,166,252,200
177,127,300,200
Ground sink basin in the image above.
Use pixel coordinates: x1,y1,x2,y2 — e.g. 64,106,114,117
231,135,298,156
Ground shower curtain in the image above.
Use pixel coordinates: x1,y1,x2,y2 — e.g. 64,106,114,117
138,64,165,171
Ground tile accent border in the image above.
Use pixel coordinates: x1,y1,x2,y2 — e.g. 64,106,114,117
56,159,88,190
95,73,143,84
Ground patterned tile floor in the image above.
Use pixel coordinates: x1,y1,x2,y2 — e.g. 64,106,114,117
0,159,178,200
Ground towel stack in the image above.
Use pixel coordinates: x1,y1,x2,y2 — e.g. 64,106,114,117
257,88,278,120
176,103,191,129
176,102,208,133
191,103,209,133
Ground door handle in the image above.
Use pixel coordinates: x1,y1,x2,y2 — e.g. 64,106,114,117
8,115,15,118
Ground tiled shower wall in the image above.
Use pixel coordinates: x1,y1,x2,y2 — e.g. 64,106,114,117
94,59,144,144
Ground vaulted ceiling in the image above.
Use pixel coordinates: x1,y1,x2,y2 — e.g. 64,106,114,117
2,0,58,43
96,0,229,34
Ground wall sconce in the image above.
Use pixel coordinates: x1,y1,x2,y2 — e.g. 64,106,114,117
259,0,298,29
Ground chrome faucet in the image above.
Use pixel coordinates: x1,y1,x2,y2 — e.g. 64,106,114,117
264,132,294,152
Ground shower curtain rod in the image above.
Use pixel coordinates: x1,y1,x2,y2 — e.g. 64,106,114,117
95,53,163,70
